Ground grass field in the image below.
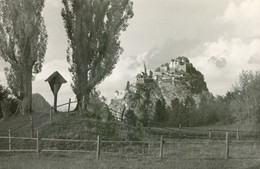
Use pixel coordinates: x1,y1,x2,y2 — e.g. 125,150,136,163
1,139,260,169
0,153,260,169
1,112,260,168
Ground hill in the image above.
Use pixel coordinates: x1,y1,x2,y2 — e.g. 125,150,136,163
32,93,51,113
110,56,208,124
0,93,50,120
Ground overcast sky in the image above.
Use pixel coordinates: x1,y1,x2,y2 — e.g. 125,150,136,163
0,0,260,107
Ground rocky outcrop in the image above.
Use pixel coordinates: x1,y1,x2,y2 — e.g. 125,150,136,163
109,57,208,121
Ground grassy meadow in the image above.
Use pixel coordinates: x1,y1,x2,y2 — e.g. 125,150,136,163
1,112,260,169
1,153,260,169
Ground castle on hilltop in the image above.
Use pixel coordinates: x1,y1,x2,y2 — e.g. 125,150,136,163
110,56,207,121
135,56,189,84
155,57,188,74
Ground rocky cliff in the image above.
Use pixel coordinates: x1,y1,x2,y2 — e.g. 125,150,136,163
109,56,208,122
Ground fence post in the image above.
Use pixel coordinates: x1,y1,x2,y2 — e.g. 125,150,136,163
30,115,34,138
67,98,71,117
148,142,151,156
142,143,145,159
8,130,11,151
96,135,100,160
49,107,52,125
36,130,41,154
159,135,164,160
178,124,181,140
236,129,239,140
225,132,229,160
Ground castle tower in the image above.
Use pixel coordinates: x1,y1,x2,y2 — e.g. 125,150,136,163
125,81,130,91
169,59,175,69
144,62,147,75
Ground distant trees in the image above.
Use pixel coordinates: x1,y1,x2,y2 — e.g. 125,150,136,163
162,70,260,127
61,0,134,111
0,84,9,102
168,98,181,126
154,92,224,127
117,70,260,128
196,92,218,125
0,83,9,119
124,109,137,126
214,94,234,124
229,70,260,124
0,83,19,119
154,99,167,124
167,97,196,127
0,0,48,114
4,67,23,99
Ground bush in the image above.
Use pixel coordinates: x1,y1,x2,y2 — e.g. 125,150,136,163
0,84,10,119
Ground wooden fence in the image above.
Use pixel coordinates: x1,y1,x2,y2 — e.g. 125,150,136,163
4,97,257,141
1,131,260,160
2,98,260,160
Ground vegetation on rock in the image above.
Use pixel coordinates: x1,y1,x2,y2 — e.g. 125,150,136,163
109,58,260,128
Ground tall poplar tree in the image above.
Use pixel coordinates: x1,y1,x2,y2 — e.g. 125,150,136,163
61,0,133,111
0,0,48,114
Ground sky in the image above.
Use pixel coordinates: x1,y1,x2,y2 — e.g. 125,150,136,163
0,0,260,108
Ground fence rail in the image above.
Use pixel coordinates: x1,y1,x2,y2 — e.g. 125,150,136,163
1,132,260,160
2,97,260,160
1,97,260,141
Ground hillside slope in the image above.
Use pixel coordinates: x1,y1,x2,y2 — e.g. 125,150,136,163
32,93,51,113
110,56,208,122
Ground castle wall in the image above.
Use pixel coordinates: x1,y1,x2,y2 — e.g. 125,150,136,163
136,77,144,84
160,66,168,73
177,64,186,72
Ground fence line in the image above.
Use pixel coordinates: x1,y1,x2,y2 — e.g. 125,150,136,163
2,98,260,160
41,138,96,143
1,132,260,160
109,106,260,138
2,97,260,141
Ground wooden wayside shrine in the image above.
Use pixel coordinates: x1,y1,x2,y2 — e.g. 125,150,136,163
45,71,67,112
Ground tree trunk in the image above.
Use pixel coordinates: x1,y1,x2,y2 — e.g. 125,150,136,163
21,68,32,115
78,93,90,112
75,69,91,113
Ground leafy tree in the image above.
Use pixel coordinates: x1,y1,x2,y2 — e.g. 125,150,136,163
0,84,9,101
214,95,234,124
154,99,167,124
124,109,137,126
197,91,218,125
139,86,152,127
0,83,10,119
169,98,181,126
125,81,130,91
183,96,195,126
0,0,48,114
4,67,23,99
61,0,134,111
230,70,260,124
140,108,149,127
